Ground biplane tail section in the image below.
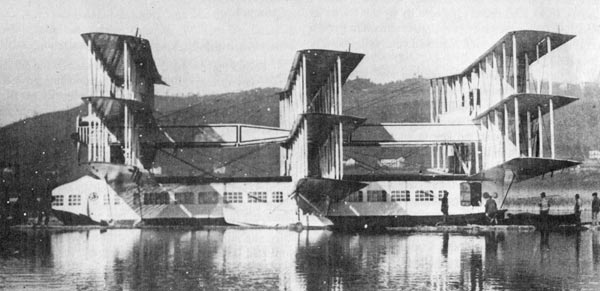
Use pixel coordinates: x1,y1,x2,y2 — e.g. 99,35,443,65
430,30,580,180
278,49,369,213
73,32,168,184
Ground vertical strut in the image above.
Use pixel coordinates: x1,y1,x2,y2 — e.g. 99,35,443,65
512,33,518,93
527,111,532,157
503,103,508,162
549,99,555,158
538,105,543,157
515,98,520,156
547,36,552,95
502,42,507,99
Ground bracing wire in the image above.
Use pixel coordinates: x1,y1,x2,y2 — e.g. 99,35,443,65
157,148,218,178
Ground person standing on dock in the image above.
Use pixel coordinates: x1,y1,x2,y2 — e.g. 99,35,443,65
592,192,600,226
35,187,53,227
539,192,550,230
485,192,498,225
574,194,582,227
441,191,449,224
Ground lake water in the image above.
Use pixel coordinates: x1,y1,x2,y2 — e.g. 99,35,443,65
1,228,600,290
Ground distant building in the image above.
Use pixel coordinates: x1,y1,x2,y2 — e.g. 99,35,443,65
213,166,226,174
378,157,406,168
344,158,356,167
589,150,600,160
150,166,162,175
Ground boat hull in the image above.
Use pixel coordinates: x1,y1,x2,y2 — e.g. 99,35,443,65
51,176,140,226
51,175,328,228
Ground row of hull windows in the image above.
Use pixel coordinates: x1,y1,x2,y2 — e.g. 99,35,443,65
53,195,64,206
52,193,121,206
103,194,120,205
142,191,285,205
346,190,449,203
144,192,220,205
52,183,482,206
52,191,287,206
68,195,81,206
53,188,477,206
52,188,479,206
225,192,284,204
346,183,482,206
52,194,82,206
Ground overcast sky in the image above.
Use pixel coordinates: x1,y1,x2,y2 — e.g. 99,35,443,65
1,0,599,126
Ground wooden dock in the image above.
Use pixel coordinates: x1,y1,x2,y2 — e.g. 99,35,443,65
386,225,537,233
8,223,599,233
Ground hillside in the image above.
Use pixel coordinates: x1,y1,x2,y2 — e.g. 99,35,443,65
0,106,85,195
152,87,282,178
2,77,600,203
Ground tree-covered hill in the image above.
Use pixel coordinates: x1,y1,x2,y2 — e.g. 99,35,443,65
2,77,600,203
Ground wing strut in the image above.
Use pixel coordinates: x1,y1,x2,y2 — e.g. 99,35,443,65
289,191,324,216
500,171,517,209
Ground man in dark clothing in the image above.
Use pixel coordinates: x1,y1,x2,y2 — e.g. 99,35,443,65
36,194,52,226
485,192,498,225
539,192,550,231
441,191,449,224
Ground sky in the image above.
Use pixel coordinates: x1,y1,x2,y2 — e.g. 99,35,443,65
1,0,599,126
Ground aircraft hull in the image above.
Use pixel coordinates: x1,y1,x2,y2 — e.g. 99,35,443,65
52,209,102,226
52,175,329,228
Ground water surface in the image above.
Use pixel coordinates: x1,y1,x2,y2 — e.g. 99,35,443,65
1,228,599,290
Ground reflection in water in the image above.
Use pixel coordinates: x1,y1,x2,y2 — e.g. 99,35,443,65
1,229,600,290
0,229,139,290
593,231,600,267
575,231,581,270
442,232,449,258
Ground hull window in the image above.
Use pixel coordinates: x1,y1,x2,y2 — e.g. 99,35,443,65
391,190,410,202
460,182,482,206
67,194,81,206
460,183,470,206
144,192,169,205
198,192,220,204
346,191,363,202
415,190,434,201
248,192,267,203
470,183,482,206
367,190,386,202
224,192,243,203
175,192,195,204
272,192,284,203
52,195,64,206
